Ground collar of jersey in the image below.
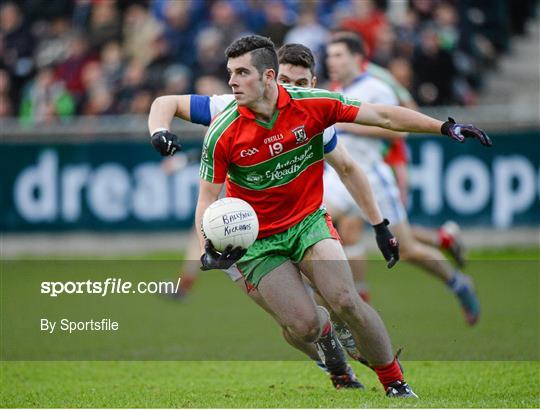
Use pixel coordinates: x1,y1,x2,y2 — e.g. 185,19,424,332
237,84,291,129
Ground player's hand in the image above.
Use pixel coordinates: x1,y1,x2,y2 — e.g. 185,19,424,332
441,117,492,147
151,130,182,156
372,219,399,269
200,240,247,271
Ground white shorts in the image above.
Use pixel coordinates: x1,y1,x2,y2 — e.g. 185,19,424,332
323,162,407,226
223,265,243,282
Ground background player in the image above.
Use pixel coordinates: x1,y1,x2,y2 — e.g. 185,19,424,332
324,32,480,326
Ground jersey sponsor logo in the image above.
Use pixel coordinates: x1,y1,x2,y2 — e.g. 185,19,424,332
264,134,284,145
246,172,263,183
240,147,259,157
265,144,314,181
292,125,308,144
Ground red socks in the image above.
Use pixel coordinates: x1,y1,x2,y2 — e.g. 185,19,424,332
438,228,453,249
374,359,403,389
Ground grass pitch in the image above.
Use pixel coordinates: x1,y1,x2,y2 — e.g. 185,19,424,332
1,248,539,407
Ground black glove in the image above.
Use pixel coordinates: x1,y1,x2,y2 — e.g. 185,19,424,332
200,240,247,271
373,219,399,269
151,130,182,156
441,117,492,147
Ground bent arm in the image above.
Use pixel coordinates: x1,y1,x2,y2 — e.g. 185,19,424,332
195,180,223,253
325,142,383,225
354,102,443,134
148,95,191,134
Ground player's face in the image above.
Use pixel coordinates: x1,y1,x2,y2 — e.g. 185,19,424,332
227,53,266,106
326,42,359,83
277,64,316,88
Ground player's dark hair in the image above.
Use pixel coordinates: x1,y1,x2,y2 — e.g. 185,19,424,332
277,43,316,76
329,32,366,56
225,35,279,76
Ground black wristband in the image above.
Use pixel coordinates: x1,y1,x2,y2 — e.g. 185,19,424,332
372,218,390,232
440,117,455,136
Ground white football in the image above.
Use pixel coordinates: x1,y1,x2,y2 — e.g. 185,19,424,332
202,197,259,252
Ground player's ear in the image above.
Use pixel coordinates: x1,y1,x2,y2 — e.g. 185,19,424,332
311,76,317,88
264,68,276,83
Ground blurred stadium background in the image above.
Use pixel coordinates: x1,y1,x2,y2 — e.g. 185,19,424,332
1,0,538,255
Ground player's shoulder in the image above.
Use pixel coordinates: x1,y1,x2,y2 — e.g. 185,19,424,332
282,84,341,101
205,100,240,144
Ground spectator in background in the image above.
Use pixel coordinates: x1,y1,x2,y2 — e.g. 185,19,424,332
19,66,75,124
0,67,13,117
339,0,388,58
194,75,229,95
259,0,292,47
370,23,397,67
162,0,197,68
388,56,414,93
145,34,175,91
0,2,35,110
87,0,122,53
100,40,124,95
116,58,146,113
412,25,457,106
161,64,191,95
128,87,154,115
192,27,228,81
284,3,329,76
206,0,247,51
122,3,163,67
54,32,94,105
34,17,72,69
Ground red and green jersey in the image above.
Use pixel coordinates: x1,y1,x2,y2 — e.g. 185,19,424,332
200,84,361,238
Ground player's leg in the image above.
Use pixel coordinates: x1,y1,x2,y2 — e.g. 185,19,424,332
226,264,362,389
300,238,416,397
370,161,479,325
391,220,479,325
255,260,363,388
411,222,467,267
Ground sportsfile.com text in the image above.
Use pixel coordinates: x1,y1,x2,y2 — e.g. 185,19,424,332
40,278,181,297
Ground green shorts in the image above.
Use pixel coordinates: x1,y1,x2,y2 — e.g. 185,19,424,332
235,208,340,288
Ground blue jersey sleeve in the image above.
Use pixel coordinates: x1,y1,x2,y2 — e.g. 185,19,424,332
323,129,338,154
189,95,211,126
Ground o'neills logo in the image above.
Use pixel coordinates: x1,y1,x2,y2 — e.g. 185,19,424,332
264,134,284,144
292,125,308,144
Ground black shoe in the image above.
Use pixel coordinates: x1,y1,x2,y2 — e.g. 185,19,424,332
330,364,364,390
385,381,418,398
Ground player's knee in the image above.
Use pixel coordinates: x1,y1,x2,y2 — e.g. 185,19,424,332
288,317,322,343
331,291,362,318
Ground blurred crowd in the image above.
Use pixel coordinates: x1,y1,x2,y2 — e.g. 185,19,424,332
1,0,537,124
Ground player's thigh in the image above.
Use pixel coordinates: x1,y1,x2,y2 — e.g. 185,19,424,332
299,238,358,310
256,260,319,331
337,214,364,245
388,219,418,254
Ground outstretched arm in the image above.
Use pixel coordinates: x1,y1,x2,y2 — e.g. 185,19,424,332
353,103,492,146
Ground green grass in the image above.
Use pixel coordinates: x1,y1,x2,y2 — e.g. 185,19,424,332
1,361,538,407
1,247,539,407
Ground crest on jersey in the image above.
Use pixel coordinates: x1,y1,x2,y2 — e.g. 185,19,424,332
292,126,308,144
